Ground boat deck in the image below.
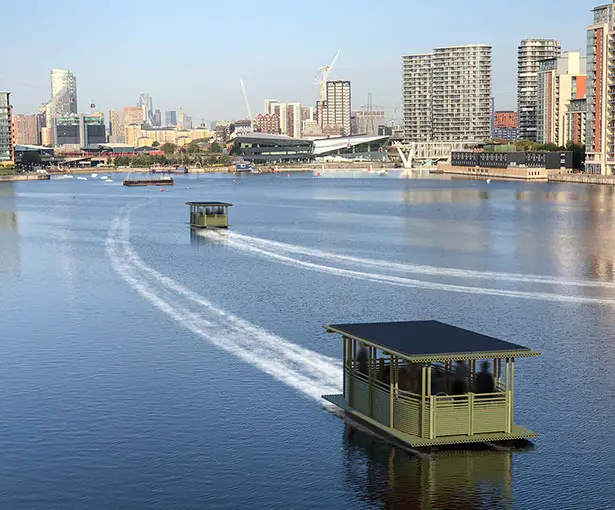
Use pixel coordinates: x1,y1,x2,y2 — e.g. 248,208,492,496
323,394,538,447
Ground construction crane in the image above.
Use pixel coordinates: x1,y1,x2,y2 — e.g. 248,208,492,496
314,50,340,127
317,50,340,103
240,78,254,130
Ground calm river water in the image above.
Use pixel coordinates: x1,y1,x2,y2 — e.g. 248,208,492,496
1,171,614,509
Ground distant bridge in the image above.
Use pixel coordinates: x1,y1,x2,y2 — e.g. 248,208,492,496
392,141,482,169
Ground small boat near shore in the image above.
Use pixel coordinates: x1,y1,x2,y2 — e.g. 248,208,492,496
235,161,258,173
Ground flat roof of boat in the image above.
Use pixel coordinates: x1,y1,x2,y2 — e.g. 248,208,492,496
186,202,233,206
325,320,539,361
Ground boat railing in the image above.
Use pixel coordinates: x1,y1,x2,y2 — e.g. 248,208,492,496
344,363,510,439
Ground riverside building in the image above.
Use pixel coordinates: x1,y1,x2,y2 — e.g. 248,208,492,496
0,92,13,165
402,45,492,142
517,39,561,141
536,52,586,147
586,3,614,175
13,114,41,145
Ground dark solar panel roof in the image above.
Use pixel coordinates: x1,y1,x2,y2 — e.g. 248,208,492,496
325,321,538,360
186,202,232,206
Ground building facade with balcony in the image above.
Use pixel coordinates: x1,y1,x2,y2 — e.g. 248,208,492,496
536,51,587,146
586,3,614,174
517,39,561,141
0,92,13,165
432,45,492,142
13,114,41,145
565,98,587,145
402,53,433,142
402,45,492,143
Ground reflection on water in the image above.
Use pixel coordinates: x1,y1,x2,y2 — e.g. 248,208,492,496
0,183,18,231
0,183,20,278
343,423,514,510
587,186,615,282
516,190,585,203
190,228,228,248
403,188,489,204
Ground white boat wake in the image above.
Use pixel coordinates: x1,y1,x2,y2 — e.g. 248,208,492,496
106,207,341,403
230,233,615,289
225,233,615,306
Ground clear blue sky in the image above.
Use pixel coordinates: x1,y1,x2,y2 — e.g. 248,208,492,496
2,0,595,124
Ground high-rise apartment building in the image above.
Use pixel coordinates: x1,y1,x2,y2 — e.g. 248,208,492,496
108,109,124,143
165,110,177,127
517,39,561,141
432,45,492,141
286,103,302,138
13,114,41,145
153,109,162,127
279,104,289,135
536,51,586,146
402,45,491,142
177,108,191,130
138,93,154,125
301,106,314,122
402,53,433,142
586,3,614,174
565,98,587,146
124,106,144,127
49,69,77,116
264,99,279,116
0,92,13,164
177,109,192,130
319,81,351,136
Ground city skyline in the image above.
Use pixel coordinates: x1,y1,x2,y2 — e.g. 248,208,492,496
1,0,588,122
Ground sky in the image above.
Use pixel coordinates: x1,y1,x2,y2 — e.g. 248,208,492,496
1,0,597,125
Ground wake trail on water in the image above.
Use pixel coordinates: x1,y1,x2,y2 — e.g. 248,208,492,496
106,208,341,403
231,233,615,289
226,235,615,306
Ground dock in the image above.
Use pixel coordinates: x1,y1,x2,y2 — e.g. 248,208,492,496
0,173,50,182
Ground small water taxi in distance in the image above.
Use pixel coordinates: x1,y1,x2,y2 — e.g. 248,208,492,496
186,201,232,228
323,320,540,449
123,172,174,187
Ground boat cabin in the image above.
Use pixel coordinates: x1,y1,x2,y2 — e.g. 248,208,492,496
323,320,540,447
186,201,232,228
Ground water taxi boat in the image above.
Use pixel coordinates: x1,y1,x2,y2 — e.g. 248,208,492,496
186,201,232,228
323,320,540,448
